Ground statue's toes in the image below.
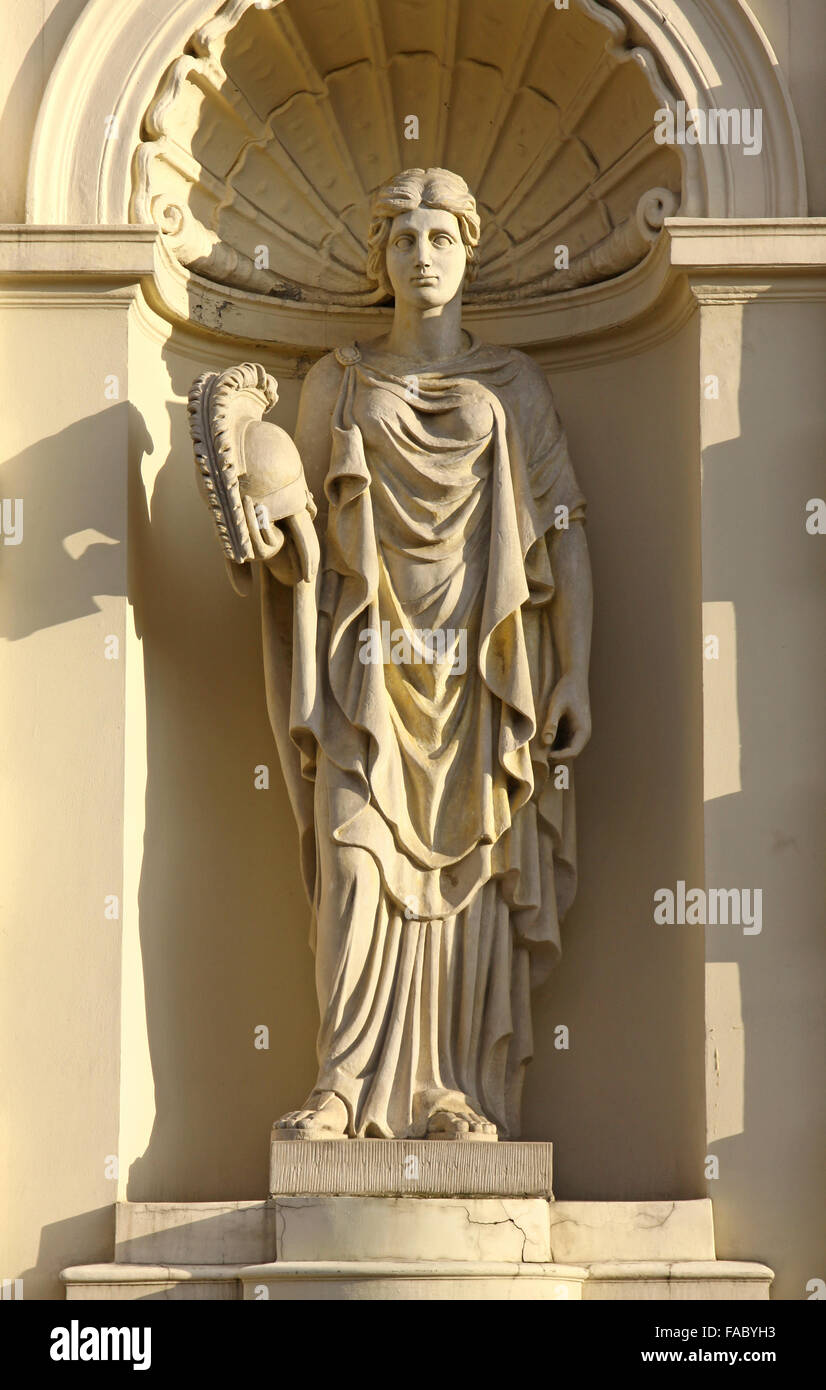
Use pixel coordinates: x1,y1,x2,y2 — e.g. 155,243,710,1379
428,1110,469,1136
274,1110,301,1129
426,1106,498,1139
293,1111,322,1130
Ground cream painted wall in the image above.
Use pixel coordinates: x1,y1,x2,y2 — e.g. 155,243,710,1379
524,320,707,1197
698,294,826,1301
0,303,131,1298
0,0,90,222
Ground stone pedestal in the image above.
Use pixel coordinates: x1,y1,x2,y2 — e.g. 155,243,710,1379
269,1137,554,1197
61,1142,773,1300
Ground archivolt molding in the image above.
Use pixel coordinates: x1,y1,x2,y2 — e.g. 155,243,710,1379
591,0,806,219
28,1,257,225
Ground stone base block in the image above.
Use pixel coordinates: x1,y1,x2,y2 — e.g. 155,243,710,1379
241,1261,586,1301
276,1196,551,1262
549,1199,716,1262
269,1138,553,1197
61,1257,773,1302
60,1195,774,1300
62,1265,242,1301
582,1262,774,1301
115,1201,275,1266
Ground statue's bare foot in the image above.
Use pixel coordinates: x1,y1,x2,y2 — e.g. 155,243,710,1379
273,1090,348,1140
426,1106,498,1142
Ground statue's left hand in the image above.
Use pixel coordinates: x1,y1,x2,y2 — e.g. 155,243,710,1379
541,672,591,758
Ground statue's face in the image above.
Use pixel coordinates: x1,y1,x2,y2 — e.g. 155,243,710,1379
385,207,467,308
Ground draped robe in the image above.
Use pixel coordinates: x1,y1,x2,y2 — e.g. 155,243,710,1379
260,335,586,1138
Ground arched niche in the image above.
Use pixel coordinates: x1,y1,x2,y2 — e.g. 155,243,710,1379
27,0,806,352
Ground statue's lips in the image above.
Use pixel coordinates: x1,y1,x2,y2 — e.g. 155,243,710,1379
411,275,438,285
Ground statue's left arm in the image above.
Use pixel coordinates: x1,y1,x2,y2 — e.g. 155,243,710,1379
514,353,593,758
542,522,593,757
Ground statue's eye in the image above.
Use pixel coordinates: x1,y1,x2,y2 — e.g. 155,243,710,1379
394,235,414,250
432,234,453,247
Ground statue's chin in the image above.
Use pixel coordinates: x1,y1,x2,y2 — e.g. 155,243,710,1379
397,285,454,311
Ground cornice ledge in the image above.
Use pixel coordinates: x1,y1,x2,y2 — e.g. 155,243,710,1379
666,218,826,270
665,218,826,304
0,226,158,286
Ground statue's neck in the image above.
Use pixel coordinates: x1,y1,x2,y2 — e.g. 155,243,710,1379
384,294,467,365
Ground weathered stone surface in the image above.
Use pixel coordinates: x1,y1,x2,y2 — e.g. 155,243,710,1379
548,1198,715,1262
115,1201,276,1266
583,1262,773,1302
240,1261,586,1302
274,1196,550,1263
63,1198,773,1300
61,1255,774,1303
63,1265,241,1301
269,1139,554,1198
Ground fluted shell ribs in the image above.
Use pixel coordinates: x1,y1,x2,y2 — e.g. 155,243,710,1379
134,0,682,308
188,362,279,564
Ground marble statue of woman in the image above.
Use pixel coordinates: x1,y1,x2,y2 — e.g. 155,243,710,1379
192,168,593,1143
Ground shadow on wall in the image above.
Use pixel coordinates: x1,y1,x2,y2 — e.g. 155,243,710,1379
0,403,147,638
125,347,317,1202
699,299,826,1301
24,1207,115,1303
0,384,315,1222
521,325,707,1202
1,402,140,1303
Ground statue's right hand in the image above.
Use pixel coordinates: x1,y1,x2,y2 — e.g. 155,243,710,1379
243,492,286,562
243,494,319,585
284,508,320,584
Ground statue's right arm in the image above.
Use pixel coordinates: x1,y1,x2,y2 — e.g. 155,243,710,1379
245,352,344,586
247,353,343,586
255,355,345,891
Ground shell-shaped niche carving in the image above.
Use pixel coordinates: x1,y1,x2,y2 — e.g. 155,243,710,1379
134,0,682,307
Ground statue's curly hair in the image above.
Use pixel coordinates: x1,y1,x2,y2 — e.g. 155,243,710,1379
366,168,481,300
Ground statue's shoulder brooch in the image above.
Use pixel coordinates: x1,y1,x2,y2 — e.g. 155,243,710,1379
335,343,362,367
